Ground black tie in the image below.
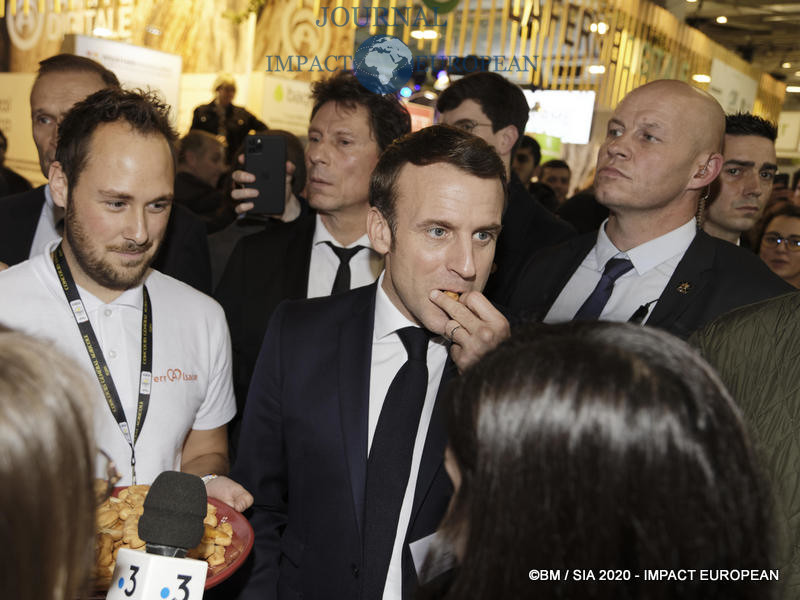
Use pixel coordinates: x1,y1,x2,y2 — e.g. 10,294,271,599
325,241,365,295
573,257,634,321
362,326,430,599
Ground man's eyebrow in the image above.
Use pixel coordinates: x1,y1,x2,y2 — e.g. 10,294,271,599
723,159,755,168
761,162,778,171
99,190,135,200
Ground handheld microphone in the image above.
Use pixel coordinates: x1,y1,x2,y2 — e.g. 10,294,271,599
139,471,207,557
107,471,210,600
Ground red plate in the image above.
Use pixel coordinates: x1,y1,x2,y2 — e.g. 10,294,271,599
204,497,254,588
93,488,254,595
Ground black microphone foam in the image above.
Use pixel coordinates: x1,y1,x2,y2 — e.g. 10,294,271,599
138,471,207,551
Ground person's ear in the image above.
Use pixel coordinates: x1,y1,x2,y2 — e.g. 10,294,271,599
49,161,69,209
495,124,519,157
690,153,723,190
367,206,392,255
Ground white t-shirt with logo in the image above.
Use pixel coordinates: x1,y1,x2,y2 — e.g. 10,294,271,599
0,241,236,485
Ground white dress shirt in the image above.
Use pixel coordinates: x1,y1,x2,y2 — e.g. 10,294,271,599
29,184,64,259
545,218,697,324
368,273,448,600
306,214,383,298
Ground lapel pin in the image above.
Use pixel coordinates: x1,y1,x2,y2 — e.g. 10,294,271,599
677,282,691,294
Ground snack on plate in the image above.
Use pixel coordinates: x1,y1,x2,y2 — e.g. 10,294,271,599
93,482,233,588
443,291,461,300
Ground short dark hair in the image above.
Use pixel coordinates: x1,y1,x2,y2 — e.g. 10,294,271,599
540,158,570,172
725,113,777,142
518,135,541,166
179,130,223,165
421,321,774,600
0,128,7,151
436,72,529,150
370,125,506,233
37,53,120,88
310,72,410,152
55,88,177,191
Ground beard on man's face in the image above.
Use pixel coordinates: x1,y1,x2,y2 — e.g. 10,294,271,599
63,201,158,291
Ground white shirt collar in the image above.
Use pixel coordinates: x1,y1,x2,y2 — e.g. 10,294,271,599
373,271,420,342
312,213,373,250
594,218,697,275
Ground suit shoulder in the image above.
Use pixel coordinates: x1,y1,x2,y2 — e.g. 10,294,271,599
281,284,374,319
706,235,792,290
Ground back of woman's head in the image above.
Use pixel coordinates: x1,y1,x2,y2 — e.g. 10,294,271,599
436,322,773,600
0,330,96,600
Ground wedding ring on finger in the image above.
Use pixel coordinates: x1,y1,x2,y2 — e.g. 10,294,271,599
449,324,462,340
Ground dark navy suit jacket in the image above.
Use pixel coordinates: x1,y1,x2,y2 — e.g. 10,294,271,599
231,283,455,600
508,228,793,339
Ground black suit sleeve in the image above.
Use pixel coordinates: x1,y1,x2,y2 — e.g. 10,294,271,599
153,203,212,295
231,303,289,600
214,236,251,408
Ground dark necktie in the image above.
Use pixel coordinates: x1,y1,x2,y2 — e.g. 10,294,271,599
573,257,634,321
325,241,365,295
362,326,430,599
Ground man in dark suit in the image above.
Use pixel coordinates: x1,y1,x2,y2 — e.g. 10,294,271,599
436,72,575,306
211,126,511,600
0,54,212,294
215,72,411,410
508,79,791,338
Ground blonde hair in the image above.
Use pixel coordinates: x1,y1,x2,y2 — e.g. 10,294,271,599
0,329,96,600
212,72,236,92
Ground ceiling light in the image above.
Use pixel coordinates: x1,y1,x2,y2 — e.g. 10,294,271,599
783,62,793,68
587,65,606,74
411,30,438,40
596,21,609,34
590,23,597,32
786,86,800,93
685,0,697,3
715,16,727,23
692,74,711,83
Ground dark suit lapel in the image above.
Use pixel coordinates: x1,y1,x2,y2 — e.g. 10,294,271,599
283,212,316,299
646,230,715,331
408,355,458,528
338,282,378,535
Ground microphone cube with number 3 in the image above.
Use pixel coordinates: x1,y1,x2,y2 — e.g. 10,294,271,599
107,548,208,600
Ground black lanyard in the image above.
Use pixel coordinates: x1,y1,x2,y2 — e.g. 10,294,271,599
52,243,152,484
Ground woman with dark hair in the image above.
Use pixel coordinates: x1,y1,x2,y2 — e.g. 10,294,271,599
0,328,97,600
421,322,775,600
758,203,800,288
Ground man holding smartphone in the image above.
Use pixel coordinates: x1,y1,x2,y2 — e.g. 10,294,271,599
215,72,411,425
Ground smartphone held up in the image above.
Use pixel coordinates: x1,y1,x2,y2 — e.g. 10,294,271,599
244,134,287,215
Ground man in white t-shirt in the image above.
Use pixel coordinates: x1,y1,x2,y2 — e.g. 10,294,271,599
0,87,247,504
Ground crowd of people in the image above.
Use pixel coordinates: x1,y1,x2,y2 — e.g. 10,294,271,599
0,53,797,600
